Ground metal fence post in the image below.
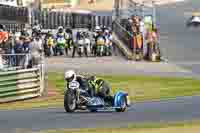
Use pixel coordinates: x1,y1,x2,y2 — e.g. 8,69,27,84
152,1,156,28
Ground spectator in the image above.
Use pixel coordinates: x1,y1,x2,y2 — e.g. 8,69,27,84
22,37,31,68
0,48,4,69
126,18,133,33
29,35,43,67
145,27,158,59
14,37,24,66
23,37,31,53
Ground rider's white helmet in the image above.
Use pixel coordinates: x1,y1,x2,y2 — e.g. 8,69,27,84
105,29,109,33
95,26,101,32
58,26,63,30
64,70,76,82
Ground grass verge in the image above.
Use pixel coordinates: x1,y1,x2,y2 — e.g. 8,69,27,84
48,72,200,102
36,120,200,133
0,72,200,110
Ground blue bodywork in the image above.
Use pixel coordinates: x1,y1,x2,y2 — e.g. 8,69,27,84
87,91,129,111
114,91,128,108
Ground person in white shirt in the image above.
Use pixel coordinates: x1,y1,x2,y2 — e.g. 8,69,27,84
29,35,43,67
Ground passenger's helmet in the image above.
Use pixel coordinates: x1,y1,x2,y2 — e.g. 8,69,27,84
64,70,76,82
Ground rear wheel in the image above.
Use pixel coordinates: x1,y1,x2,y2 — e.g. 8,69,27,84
64,90,76,113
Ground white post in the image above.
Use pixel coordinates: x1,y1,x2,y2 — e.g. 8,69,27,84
39,52,45,96
152,1,156,27
141,2,146,57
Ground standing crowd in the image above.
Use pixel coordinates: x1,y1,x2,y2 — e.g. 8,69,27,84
125,15,161,61
0,22,114,69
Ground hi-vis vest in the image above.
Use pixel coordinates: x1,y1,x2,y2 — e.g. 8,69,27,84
65,33,71,40
97,37,105,45
47,37,54,46
89,78,104,93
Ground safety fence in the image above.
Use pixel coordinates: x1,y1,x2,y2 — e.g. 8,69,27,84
0,53,45,103
0,68,42,103
0,4,28,32
30,9,112,30
0,54,29,71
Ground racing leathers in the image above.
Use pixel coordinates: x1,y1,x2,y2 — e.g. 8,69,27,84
56,32,66,55
32,24,42,36
94,33,106,56
88,77,113,105
105,33,113,56
65,32,73,56
67,75,95,97
68,75,113,104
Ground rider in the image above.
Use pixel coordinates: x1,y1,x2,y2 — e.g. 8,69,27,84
21,28,29,38
56,26,66,56
64,70,113,104
45,30,55,56
32,20,42,37
95,28,106,56
104,29,113,56
65,28,73,56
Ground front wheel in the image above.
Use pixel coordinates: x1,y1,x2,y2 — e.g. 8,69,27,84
64,90,77,113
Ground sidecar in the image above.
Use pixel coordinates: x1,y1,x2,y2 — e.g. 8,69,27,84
87,91,131,112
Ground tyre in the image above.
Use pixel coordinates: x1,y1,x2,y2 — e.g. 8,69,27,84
64,90,76,113
78,50,82,57
115,96,127,112
90,109,97,112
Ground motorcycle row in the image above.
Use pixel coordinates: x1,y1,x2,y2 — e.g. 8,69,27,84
43,26,113,58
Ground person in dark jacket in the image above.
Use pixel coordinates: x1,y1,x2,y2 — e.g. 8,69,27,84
14,37,24,66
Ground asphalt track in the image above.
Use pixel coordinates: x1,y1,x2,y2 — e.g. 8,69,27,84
1,0,200,132
158,0,200,74
1,96,200,132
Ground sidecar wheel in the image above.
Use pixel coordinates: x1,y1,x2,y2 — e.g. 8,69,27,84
115,96,127,112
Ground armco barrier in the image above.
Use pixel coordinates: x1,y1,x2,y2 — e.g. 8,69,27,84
0,68,42,103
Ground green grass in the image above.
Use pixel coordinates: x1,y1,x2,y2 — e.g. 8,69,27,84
36,120,200,133
48,72,200,102
1,72,200,110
